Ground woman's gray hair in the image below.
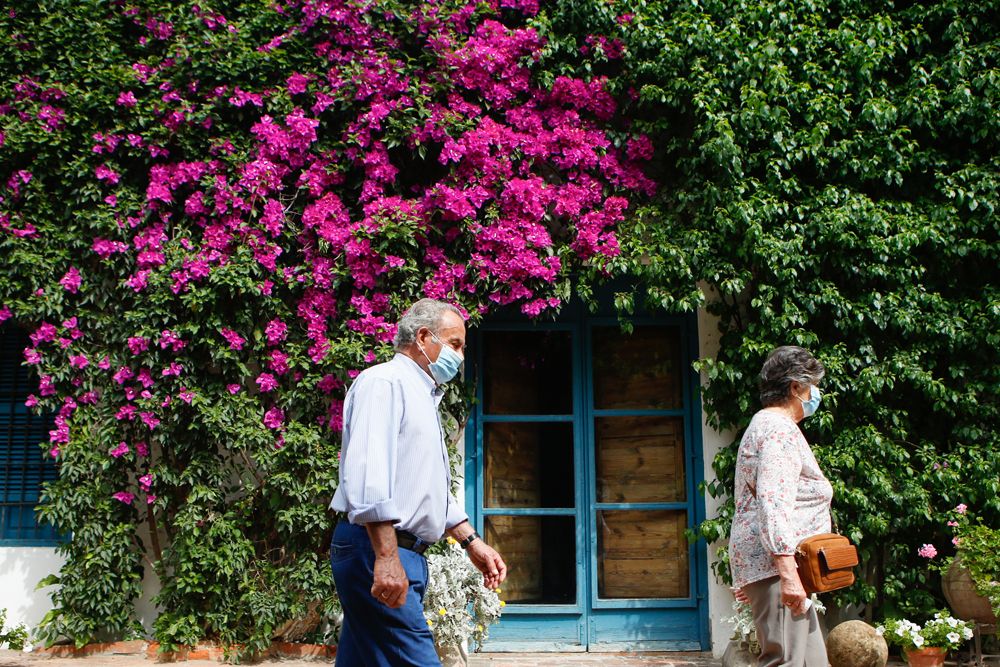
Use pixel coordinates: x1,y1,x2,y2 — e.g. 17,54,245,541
393,298,464,350
758,346,825,407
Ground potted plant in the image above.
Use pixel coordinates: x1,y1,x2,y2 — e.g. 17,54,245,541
877,612,974,667
920,503,1000,624
423,537,504,666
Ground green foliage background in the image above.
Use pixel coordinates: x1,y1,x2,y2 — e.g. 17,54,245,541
536,0,1000,620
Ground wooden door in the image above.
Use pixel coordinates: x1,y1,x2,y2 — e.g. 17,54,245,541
468,316,708,651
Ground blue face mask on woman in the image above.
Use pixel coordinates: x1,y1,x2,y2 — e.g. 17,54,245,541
800,385,822,418
421,332,464,384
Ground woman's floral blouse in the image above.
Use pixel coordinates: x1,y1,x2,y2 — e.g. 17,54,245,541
729,410,833,590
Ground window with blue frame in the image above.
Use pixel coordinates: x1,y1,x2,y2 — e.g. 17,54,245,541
0,323,60,545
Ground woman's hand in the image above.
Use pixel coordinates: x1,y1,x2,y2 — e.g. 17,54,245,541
774,554,809,615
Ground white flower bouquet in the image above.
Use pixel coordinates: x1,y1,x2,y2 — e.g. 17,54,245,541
423,537,504,651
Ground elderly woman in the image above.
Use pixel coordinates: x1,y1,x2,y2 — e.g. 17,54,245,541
729,346,832,667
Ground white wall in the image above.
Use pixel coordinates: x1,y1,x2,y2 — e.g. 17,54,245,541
697,289,739,657
0,547,63,643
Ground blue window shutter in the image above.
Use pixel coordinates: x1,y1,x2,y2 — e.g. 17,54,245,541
0,323,60,544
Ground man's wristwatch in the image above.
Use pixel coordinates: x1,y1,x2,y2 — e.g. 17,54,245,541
458,531,480,549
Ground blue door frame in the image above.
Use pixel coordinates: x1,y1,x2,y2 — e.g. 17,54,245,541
463,310,710,651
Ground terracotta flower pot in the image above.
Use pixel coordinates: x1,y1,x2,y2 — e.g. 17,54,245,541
903,646,947,667
942,554,998,624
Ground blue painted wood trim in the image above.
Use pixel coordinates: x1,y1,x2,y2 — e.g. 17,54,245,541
480,414,574,422
481,507,576,516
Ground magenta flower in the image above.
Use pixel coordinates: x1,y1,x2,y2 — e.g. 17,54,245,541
113,491,135,505
162,362,184,377
24,347,41,364
178,388,194,403
136,368,155,388
159,329,186,351
136,441,149,457
955,504,968,514
317,374,341,394
265,319,288,345
256,372,279,392
128,336,149,354
140,411,160,430
268,350,289,375
59,267,82,293
263,406,284,430
70,354,89,368
220,327,246,350
95,164,120,184
917,544,937,559
227,383,241,394
110,441,130,458
0,305,11,322
39,375,56,396
116,405,137,421
116,90,138,107
138,474,153,491
31,322,58,346
146,495,157,505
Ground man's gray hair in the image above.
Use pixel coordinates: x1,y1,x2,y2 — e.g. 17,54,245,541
758,346,825,407
393,298,464,350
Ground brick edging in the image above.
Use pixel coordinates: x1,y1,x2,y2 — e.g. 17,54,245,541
35,639,336,661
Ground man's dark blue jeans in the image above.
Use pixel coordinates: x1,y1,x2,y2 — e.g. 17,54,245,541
330,521,442,667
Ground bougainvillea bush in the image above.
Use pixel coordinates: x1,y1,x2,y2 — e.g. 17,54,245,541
0,0,654,655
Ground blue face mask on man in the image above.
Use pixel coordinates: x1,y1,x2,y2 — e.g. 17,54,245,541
421,331,463,385
800,385,822,418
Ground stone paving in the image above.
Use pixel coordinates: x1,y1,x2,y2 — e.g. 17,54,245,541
467,652,719,666
0,649,917,666
0,649,721,666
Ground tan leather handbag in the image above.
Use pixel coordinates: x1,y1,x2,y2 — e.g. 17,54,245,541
795,533,859,594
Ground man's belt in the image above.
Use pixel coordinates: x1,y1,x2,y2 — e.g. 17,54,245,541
396,529,430,555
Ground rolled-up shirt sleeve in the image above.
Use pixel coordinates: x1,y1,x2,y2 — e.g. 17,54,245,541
755,423,803,556
340,376,402,525
445,495,469,530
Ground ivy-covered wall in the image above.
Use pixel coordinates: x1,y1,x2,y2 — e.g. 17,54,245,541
537,0,999,620
1,0,998,654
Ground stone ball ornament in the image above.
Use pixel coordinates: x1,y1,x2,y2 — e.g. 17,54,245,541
827,620,889,667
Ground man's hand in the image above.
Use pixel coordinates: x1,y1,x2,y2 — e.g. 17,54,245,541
466,540,507,591
372,553,409,608
367,522,409,608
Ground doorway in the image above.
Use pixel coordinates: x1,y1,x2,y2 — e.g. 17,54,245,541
464,314,709,651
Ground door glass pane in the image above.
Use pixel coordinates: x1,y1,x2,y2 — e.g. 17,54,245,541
595,416,686,503
484,422,574,508
483,330,572,415
592,326,682,410
596,510,689,599
485,515,576,604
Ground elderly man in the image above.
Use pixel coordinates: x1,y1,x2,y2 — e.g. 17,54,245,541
330,298,507,666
